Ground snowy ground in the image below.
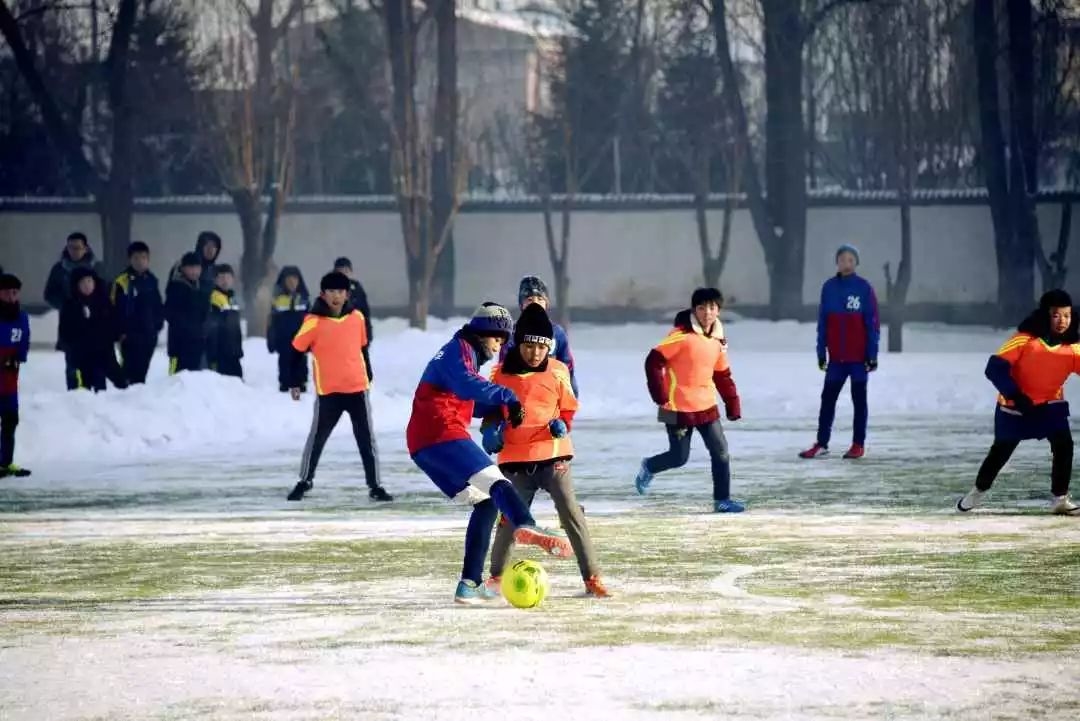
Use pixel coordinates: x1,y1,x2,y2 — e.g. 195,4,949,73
3,318,1080,720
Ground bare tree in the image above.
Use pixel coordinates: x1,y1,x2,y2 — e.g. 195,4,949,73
707,0,873,319
200,0,304,336
0,0,139,273
382,0,468,329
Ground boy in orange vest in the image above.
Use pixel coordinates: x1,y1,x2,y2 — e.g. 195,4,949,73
959,289,1080,515
285,271,392,503
635,287,744,512
482,303,609,597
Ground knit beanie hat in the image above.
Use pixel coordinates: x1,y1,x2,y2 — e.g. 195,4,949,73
514,301,554,348
320,271,351,292
0,273,21,291
180,251,201,268
466,302,514,338
518,275,549,306
836,244,860,265
691,287,723,308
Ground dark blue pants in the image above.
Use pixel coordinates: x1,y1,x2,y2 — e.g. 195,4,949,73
0,402,16,467
817,362,868,447
644,420,732,501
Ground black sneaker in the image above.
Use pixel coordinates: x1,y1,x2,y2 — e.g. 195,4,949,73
287,480,313,501
369,486,393,502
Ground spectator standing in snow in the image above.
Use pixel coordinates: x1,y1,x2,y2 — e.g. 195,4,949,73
168,231,222,296
111,242,164,385
58,268,126,392
165,252,209,374
44,232,106,389
267,266,310,392
799,245,880,460
333,257,374,376
0,273,31,478
205,264,243,379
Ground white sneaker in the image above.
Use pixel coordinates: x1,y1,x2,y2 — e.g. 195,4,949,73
1050,495,1080,516
957,488,986,512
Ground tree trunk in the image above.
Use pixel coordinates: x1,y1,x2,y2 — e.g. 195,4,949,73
711,1,800,320
230,187,270,335
96,182,133,279
429,0,458,318
885,198,913,353
973,0,1030,324
541,190,571,328
761,0,808,319
1007,0,1040,306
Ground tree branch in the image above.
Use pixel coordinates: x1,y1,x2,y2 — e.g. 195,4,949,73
0,0,100,190
14,2,94,23
803,0,880,44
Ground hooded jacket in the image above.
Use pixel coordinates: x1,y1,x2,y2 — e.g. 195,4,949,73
267,266,311,354
644,309,741,427
58,269,119,366
169,235,222,296
206,285,243,369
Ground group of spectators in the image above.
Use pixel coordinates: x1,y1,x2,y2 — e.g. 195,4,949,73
40,231,372,392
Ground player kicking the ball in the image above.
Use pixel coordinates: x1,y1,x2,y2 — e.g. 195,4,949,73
406,303,574,605
959,289,1080,515
483,303,610,598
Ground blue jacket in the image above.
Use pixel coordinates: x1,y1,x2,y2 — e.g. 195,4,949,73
0,305,30,398
406,332,518,455
816,273,880,364
501,322,578,396
111,268,165,340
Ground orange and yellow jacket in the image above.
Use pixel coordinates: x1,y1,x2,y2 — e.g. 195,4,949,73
645,309,740,427
490,356,578,464
986,330,1080,408
290,298,370,395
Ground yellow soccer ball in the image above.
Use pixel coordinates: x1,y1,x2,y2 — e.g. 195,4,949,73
501,559,550,609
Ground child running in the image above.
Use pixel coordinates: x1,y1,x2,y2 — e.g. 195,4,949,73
483,303,609,597
959,289,1080,515
406,302,573,605
634,288,745,512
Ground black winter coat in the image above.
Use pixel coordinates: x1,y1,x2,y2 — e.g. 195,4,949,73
165,276,208,357
267,267,311,353
59,287,119,367
206,287,243,367
111,268,164,341
348,279,374,342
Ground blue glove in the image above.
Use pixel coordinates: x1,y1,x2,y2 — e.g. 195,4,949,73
549,418,568,438
481,422,505,454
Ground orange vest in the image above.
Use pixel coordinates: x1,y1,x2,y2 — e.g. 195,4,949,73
994,332,1080,406
292,309,370,395
653,318,729,413
491,358,578,464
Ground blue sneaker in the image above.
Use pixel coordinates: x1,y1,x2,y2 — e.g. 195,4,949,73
714,499,746,513
454,579,502,605
634,460,654,495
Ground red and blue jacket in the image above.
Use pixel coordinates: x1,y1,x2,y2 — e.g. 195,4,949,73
406,332,519,456
0,304,30,398
816,273,880,364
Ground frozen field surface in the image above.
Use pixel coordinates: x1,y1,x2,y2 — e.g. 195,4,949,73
3,319,1080,720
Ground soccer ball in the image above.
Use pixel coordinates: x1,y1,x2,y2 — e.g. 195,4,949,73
501,560,550,609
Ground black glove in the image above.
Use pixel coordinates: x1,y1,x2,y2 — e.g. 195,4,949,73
818,356,827,371
506,401,526,428
1011,393,1035,414
866,359,878,372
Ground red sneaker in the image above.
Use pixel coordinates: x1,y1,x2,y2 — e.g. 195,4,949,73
584,576,611,598
843,444,865,459
798,443,829,459
512,525,573,558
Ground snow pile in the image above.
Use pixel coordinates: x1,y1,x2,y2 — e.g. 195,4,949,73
14,317,1043,462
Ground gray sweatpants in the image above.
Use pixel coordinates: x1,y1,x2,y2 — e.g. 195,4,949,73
489,460,599,581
